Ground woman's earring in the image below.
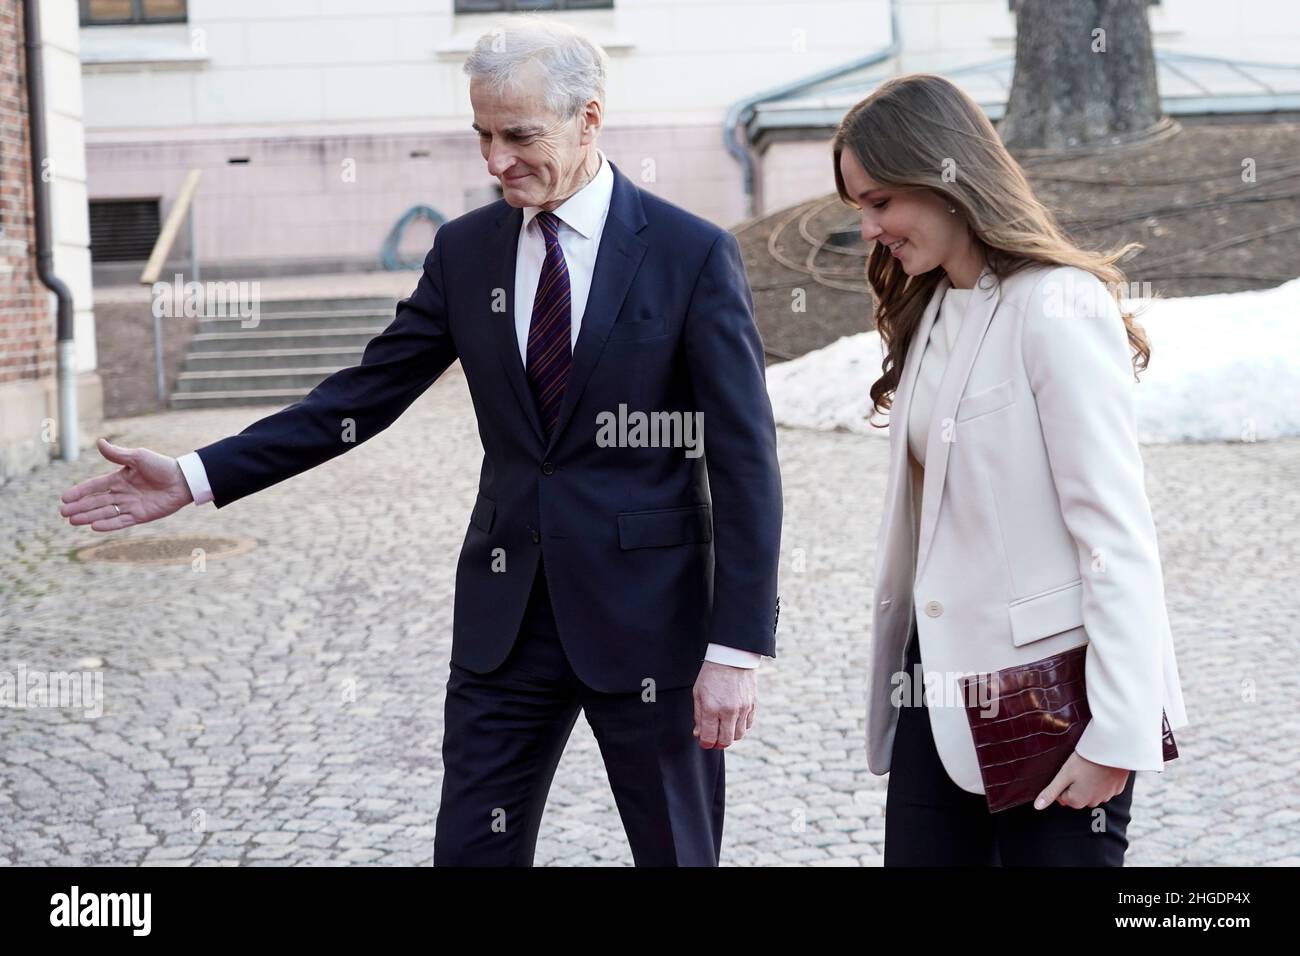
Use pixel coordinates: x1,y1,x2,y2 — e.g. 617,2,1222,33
947,205,956,214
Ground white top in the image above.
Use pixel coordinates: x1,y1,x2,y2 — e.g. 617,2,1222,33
906,285,973,559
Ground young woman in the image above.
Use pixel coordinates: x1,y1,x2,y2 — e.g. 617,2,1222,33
834,74,1188,866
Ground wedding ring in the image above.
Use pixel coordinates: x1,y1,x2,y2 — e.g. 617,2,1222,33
113,503,121,516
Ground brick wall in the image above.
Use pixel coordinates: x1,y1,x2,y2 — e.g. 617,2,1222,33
0,1,54,387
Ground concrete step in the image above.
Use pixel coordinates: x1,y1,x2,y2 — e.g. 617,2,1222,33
254,296,397,314
171,388,313,410
169,296,401,410
184,347,367,371
174,367,341,394
195,309,392,335
187,328,381,352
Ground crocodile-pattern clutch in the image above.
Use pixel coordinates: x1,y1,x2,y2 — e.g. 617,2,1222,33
958,645,1179,813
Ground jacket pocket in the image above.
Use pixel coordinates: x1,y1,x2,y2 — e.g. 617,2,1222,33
470,493,495,533
606,314,668,343
956,378,1014,422
617,503,712,549
1008,578,1084,646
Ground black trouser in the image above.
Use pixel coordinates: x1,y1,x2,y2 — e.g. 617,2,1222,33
884,613,1136,866
434,557,725,866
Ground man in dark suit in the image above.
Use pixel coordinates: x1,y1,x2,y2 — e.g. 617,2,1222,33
58,20,782,866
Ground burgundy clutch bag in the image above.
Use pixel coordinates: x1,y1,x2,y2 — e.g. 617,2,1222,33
958,645,1179,813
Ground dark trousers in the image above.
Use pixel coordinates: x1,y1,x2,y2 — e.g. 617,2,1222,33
434,557,725,866
884,613,1135,866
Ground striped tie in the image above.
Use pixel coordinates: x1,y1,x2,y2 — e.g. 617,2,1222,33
526,211,572,438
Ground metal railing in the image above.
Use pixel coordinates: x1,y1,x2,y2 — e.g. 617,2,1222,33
140,168,202,402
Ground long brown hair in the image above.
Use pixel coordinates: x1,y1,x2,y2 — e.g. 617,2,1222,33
831,73,1150,426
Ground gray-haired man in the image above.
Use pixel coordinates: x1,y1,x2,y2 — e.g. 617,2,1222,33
60,19,782,866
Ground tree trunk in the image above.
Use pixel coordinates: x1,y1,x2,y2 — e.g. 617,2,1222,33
1000,0,1163,152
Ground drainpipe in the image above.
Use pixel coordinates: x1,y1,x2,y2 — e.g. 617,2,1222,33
23,0,78,462
723,0,901,219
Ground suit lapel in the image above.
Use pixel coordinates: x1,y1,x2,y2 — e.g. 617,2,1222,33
914,266,1002,579
492,203,546,445
877,274,949,573
890,275,949,454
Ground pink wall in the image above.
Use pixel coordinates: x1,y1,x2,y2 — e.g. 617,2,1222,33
86,125,749,271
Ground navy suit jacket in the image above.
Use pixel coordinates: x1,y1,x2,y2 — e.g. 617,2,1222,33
196,159,783,693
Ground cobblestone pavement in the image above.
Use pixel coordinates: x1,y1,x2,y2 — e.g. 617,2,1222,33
2,363,1298,866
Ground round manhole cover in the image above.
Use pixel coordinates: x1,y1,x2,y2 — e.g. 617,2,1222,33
74,535,257,566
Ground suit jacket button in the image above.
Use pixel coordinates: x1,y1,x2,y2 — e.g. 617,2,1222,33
541,462,555,475
924,600,943,618
530,529,541,544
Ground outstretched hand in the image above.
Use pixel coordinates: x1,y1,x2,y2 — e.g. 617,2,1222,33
58,438,194,532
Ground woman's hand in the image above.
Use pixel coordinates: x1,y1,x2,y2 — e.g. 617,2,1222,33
59,438,194,532
1035,751,1130,810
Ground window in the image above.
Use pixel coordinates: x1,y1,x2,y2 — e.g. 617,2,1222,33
456,1,613,13
80,0,187,26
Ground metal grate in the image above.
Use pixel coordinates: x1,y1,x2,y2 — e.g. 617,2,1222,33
455,1,613,12
88,198,161,262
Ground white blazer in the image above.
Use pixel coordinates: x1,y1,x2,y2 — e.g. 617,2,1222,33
867,263,1188,795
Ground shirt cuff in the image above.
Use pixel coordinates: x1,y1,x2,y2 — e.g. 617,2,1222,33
176,451,214,505
704,643,762,668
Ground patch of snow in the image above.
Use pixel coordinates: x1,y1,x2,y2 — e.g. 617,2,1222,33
767,277,1300,443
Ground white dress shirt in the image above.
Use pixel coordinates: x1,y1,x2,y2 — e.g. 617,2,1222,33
176,147,762,669
513,148,612,367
